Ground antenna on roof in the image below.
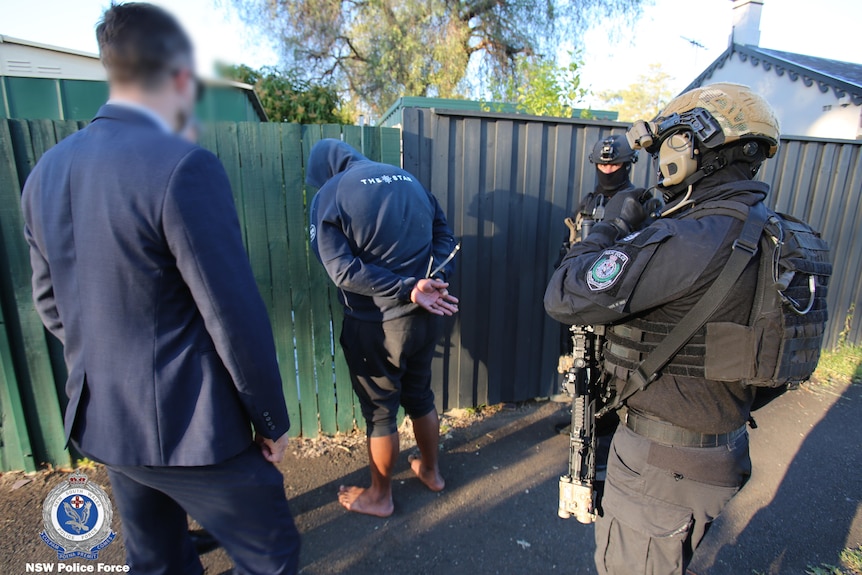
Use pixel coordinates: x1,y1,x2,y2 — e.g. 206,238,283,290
681,36,706,50
680,36,707,68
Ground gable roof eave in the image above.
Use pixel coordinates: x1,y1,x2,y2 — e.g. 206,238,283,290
684,43,862,106
681,46,734,95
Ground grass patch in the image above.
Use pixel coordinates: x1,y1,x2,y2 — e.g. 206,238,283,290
815,307,862,386
75,458,99,471
814,343,862,386
841,546,862,574
806,545,862,575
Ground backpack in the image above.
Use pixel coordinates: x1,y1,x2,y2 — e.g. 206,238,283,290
698,202,832,387
606,200,832,413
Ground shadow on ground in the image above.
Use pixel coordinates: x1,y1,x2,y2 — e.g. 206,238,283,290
690,380,862,575
3,380,860,575
275,402,596,575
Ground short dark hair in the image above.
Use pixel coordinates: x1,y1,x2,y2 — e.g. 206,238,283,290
96,2,193,87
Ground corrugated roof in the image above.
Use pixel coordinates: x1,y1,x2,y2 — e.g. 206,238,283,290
685,43,862,106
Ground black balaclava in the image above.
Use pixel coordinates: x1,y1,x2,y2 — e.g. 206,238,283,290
596,164,631,194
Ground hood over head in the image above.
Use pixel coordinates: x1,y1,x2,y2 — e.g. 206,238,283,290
305,139,369,188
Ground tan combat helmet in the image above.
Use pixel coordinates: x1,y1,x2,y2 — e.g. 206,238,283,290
626,83,781,191
658,83,780,158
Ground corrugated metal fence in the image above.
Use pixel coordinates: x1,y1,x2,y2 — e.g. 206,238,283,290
402,107,862,410
0,119,400,471
2,111,860,470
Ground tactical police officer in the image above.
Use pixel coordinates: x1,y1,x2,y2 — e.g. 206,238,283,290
556,134,639,386
545,83,781,574
558,135,639,259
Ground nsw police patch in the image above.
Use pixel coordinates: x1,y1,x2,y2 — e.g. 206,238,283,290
587,250,629,292
40,470,115,560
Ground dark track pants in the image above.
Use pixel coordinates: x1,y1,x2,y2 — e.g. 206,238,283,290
595,425,751,575
106,444,300,575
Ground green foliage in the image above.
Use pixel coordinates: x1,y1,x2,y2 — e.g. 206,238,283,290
814,307,862,385
75,458,98,470
805,545,862,575
837,304,856,348
489,53,590,119
219,63,350,123
840,546,862,574
598,63,674,122
229,0,646,116
815,343,862,384
806,566,844,575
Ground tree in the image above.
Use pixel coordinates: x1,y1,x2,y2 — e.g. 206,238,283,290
488,52,591,119
219,63,349,123
228,0,646,116
598,63,675,123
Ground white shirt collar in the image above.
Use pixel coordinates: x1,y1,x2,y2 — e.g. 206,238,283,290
106,99,173,134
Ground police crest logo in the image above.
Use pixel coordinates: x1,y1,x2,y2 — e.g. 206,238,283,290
40,470,116,560
587,250,629,291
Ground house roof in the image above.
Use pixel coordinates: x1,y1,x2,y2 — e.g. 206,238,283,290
378,96,618,127
684,43,862,106
1,34,268,121
0,34,100,60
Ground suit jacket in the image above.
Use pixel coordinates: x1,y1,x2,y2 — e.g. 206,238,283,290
21,104,290,466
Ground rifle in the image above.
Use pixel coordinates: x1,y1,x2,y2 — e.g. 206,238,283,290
557,323,607,523
556,188,660,523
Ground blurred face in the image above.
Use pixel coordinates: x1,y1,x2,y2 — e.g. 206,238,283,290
597,163,623,174
170,64,199,132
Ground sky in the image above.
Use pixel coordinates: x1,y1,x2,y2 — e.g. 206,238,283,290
2,0,861,111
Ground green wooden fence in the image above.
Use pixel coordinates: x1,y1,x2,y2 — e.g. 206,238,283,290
0,119,400,471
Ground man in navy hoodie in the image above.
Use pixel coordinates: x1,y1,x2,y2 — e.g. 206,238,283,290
308,139,459,517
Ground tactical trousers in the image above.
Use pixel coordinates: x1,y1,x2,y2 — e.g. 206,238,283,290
594,425,751,575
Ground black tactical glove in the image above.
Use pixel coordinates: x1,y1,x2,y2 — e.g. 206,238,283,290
601,189,647,238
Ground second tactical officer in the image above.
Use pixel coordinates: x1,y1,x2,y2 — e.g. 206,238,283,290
559,135,640,258
545,83,782,574
556,134,640,378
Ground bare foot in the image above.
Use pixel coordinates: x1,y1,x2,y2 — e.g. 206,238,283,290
408,454,445,492
337,485,394,517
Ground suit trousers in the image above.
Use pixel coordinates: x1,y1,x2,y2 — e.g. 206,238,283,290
106,443,300,575
594,425,751,575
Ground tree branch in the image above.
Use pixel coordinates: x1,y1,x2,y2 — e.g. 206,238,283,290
459,0,500,23
336,35,367,62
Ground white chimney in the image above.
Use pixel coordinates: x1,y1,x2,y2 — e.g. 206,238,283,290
730,0,763,46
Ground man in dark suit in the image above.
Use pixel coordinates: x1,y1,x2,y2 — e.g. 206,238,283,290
20,4,300,574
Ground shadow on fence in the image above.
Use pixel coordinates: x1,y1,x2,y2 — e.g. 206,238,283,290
2,109,862,472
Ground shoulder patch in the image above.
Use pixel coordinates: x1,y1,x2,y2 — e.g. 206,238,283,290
587,249,630,292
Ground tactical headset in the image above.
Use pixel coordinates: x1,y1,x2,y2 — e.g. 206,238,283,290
626,107,768,197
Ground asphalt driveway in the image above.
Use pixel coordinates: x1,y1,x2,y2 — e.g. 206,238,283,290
2,378,859,575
